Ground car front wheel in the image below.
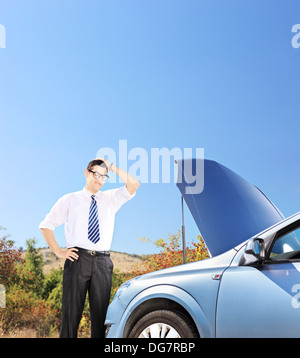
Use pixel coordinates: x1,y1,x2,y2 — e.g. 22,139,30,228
128,310,198,338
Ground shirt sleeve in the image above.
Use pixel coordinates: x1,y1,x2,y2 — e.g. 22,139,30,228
110,185,136,213
39,195,69,231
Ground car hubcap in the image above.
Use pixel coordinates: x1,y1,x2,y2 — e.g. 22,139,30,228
138,323,181,338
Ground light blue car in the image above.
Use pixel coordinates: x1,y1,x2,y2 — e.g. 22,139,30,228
105,159,300,338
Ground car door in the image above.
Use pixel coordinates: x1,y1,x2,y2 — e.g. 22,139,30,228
216,223,300,338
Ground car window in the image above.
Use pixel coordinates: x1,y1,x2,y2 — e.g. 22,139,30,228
269,227,300,261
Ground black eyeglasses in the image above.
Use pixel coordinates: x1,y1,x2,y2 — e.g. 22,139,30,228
88,169,109,182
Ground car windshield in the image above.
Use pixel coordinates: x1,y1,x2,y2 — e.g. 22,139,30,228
269,227,300,261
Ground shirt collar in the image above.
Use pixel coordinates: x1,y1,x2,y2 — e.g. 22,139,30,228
82,187,102,199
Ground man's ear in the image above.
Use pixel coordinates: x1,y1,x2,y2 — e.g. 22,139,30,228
84,169,89,178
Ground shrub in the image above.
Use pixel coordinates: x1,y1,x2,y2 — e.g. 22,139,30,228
110,269,126,302
126,232,209,279
0,229,23,289
0,287,59,337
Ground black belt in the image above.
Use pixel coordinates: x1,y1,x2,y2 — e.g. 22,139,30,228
74,247,110,257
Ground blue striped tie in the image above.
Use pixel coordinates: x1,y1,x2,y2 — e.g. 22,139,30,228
88,195,100,244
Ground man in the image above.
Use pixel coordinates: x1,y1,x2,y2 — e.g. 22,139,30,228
39,158,140,338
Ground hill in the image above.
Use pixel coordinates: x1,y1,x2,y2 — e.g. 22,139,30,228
23,248,144,274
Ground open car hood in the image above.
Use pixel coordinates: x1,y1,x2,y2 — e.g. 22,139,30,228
176,159,284,257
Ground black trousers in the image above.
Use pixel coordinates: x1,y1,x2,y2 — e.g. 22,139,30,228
59,249,113,338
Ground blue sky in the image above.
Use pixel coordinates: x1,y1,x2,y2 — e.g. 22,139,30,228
0,0,300,255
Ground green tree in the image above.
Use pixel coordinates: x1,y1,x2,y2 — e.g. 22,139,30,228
43,266,63,300
22,238,45,296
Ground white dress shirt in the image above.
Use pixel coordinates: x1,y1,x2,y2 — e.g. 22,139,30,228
39,185,135,251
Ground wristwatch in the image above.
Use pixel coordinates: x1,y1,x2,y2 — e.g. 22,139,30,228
109,162,114,172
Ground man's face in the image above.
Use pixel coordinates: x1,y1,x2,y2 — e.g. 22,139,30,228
84,165,108,193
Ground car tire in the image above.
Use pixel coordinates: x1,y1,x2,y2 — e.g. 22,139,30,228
128,309,199,338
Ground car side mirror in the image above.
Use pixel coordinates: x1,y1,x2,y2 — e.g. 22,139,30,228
245,238,265,259
239,238,265,266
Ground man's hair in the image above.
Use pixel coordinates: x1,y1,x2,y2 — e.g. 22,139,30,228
87,159,108,171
